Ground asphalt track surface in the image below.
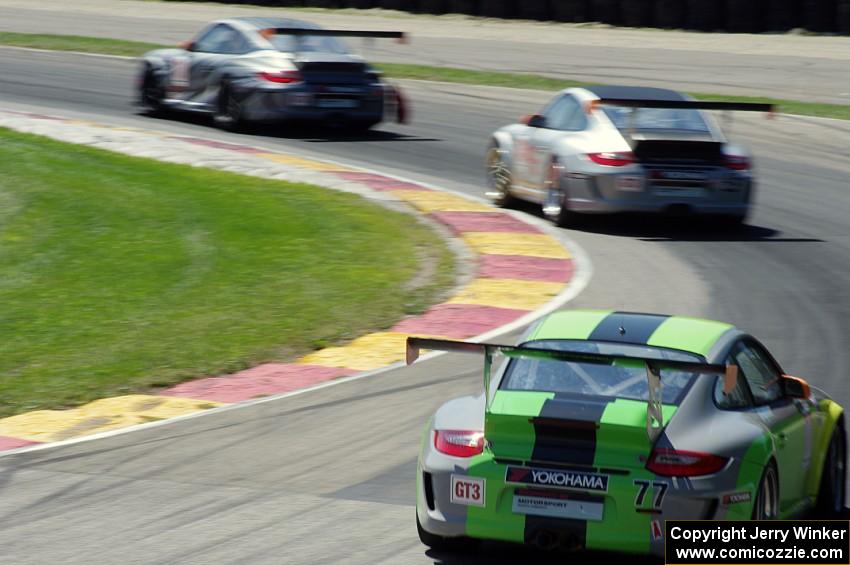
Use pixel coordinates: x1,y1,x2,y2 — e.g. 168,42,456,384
1,42,850,564
2,0,850,104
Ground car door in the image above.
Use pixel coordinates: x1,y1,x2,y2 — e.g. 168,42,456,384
186,24,244,104
513,95,577,199
728,340,811,514
528,94,586,191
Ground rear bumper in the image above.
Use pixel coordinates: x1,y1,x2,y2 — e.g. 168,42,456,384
418,453,760,556
239,87,385,124
562,167,753,217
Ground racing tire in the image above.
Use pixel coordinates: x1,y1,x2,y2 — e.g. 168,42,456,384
213,81,246,133
542,160,582,228
485,143,515,208
816,418,846,518
752,462,780,520
416,513,477,552
139,66,165,116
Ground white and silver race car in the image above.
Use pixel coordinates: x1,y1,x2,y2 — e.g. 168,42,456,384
486,85,773,227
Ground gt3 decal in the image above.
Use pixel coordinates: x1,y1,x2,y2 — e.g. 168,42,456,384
450,475,485,507
506,466,609,492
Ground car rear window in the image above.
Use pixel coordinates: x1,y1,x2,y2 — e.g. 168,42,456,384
499,340,703,405
267,33,349,54
602,106,711,133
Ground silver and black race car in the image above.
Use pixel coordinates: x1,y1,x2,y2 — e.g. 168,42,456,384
408,310,846,556
136,17,408,131
486,86,774,226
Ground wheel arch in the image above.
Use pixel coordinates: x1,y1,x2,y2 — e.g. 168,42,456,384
807,401,845,497
490,131,515,169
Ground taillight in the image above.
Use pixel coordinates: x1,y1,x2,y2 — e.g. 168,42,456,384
434,430,484,458
587,152,635,167
723,153,750,171
258,70,302,84
647,448,728,477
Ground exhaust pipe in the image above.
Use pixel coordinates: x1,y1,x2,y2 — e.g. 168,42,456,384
531,530,560,551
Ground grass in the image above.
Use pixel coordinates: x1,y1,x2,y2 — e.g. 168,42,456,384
0,31,846,121
0,128,454,417
374,63,850,121
0,32,164,58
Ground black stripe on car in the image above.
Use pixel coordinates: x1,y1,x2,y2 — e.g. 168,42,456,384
588,311,669,344
530,395,610,466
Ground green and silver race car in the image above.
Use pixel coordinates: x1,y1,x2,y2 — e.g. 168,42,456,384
408,310,846,556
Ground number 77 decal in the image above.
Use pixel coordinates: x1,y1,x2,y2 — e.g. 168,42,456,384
634,479,668,511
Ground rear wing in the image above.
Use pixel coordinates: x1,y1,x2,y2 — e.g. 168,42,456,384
587,98,775,113
406,336,738,440
268,28,407,43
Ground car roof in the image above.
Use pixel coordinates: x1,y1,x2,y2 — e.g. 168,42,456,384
582,85,688,102
526,310,735,358
231,17,322,31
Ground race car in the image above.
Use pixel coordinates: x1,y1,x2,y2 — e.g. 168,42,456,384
408,310,846,556
136,17,408,131
485,86,774,226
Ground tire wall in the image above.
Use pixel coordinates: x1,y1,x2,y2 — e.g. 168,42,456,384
163,0,850,32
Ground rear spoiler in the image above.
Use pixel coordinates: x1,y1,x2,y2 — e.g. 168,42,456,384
587,98,775,113
268,28,407,43
406,336,738,440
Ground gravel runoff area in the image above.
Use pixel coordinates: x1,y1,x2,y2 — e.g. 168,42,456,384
2,0,847,58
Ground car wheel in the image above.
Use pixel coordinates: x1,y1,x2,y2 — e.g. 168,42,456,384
139,66,165,115
416,513,476,552
816,419,846,517
542,160,580,228
752,462,780,519
485,143,515,207
213,81,245,132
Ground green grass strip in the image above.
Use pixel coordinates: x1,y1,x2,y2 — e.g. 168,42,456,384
0,32,164,58
0,31,846,121
0,127,454,417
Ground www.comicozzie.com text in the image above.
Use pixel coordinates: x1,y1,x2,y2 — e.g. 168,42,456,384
670,525,847,544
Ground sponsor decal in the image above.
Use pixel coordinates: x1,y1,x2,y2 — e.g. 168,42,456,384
512,493,604,521
651,520,663,541
505,466,609,493
722,491,752,505
450,475,485,507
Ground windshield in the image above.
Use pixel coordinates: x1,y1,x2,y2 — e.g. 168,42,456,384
602,106,711,133
499,340,703,405
267,33,350,54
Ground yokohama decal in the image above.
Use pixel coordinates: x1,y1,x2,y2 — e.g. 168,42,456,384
505,466,609,492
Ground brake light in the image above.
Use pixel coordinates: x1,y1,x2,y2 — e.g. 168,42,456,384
434,430,484,458
258,70,302,84
647,448,728,477
587,152,634,167
723,153,750,171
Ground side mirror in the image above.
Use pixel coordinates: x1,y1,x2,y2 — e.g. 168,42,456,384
524,114,546,128
782,375,811,399
178,40,195,51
